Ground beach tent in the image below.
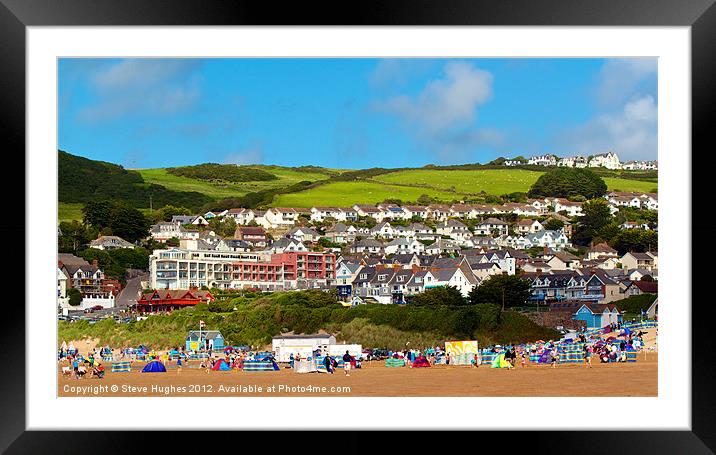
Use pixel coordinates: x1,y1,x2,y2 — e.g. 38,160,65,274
211,359,232,371
490,353,512,368
538,350,553,364
412,356,431,368
141,360,167,373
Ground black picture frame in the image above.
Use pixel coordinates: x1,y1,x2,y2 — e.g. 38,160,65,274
1,0,711,452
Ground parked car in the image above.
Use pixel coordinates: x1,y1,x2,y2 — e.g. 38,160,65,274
369,349,390,360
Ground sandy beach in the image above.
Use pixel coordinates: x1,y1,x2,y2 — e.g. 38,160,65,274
58,351,657,397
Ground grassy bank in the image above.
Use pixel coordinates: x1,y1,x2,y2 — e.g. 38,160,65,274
58,291,559,350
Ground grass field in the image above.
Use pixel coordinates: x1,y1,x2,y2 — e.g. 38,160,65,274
375,169,543,194
136,167,332,200
375,169,658,195
59,202,152,223
58,202,85,222
601,177,658,193
272,181,467,207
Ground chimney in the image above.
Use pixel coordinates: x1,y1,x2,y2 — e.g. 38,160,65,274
543,246,548,257
92,259,99,268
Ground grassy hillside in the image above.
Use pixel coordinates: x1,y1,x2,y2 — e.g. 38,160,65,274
375,169,543,195
58,202,85,223
601,177,658,193
59,151,212,210
375,169,656,195
59,151,657,217
136,166,334,200
272,181,467,207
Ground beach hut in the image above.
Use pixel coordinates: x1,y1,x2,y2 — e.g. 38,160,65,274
573,303,623,329
185,330,225,352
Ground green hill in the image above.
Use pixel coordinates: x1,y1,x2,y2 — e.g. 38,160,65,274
59,151,657,220
58,150,212,210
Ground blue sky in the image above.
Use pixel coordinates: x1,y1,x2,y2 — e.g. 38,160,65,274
58,58,657,169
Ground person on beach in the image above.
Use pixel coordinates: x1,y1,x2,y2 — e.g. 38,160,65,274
551,350,559,368
177,356,182,372
584,344,593,368
323,354,333,374
342,351,352,376
521,350,528,368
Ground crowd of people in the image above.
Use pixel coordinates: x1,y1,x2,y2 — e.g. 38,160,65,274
58,342,107,379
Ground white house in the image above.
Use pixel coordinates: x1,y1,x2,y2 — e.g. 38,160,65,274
474,218,509,236
286,227,321,243
514,219,543,235
267,238,307,254
224,208,255,225
261,208,301,229
353,204,387,222
525,230,570,250
370,222,395,239
149,222,200,242
310,207,344,222
553,199,583,217
89,235,135,250
425,267,479,297
384,238,425,255
589,151,621,170
528,154,558,166
57,268,69,310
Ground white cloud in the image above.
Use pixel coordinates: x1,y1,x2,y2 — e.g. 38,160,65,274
557,95,657,161
223,149,264,165
375,61,493,134
369,59,437,87
596,58,657,107
78,59,203,122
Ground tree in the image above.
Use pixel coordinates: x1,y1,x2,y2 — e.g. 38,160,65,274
58,220,96,253
67,287,82,306
412,286,466,306
468,275,531,310
542,218,564,231
83,200,150,243
528,168,607,199
208,216,237,237
484,195,502,204
417,194,434,205
154,205,192,222
572,199,612,246
611,229,658,255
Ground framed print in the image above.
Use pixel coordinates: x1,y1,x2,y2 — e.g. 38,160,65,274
1,0,714,452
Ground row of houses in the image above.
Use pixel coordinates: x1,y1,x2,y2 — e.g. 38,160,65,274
507,152,657,171
605,191,659,211
193,198,588,230
333,245,656,305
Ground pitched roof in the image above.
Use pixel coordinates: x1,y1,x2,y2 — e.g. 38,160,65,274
633,281,658,293
590,243,617,253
